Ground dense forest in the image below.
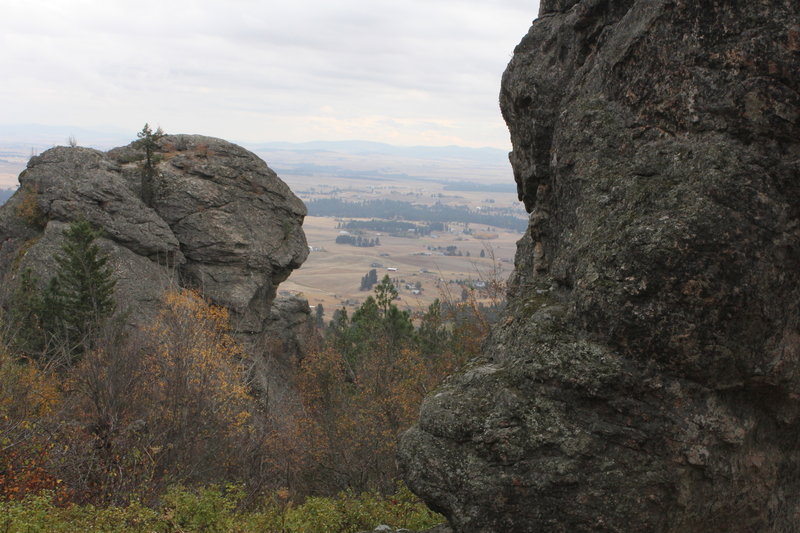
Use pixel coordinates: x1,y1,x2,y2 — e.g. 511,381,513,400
307,198,527,232
0,219,500,531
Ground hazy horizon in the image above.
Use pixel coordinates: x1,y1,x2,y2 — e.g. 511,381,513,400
2,1,540,151
0,131,514,189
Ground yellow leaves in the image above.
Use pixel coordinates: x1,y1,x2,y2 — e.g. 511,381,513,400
142,289,252,441
14,184,47,228
0,349,60,422
293,338,463,493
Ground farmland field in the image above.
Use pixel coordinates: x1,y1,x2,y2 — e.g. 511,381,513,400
279,172,525,317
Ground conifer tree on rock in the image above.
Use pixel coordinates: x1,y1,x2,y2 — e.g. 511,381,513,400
133,123,164,207
46,218,116,358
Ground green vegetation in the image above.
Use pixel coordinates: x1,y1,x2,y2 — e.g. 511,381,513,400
335,234,379,247
359,268,379,291
307,198,527,232
9,218,115,362
134,123,165,206
48,219,116,344
1,260,499,531
0,483,441,533
342,219,447,236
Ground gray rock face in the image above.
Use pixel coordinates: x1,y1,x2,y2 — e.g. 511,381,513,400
0,135,309,396
399,2,800,532
251,295,319,410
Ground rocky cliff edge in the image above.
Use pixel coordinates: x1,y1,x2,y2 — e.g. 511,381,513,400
0,134,310,398
399,1,800,531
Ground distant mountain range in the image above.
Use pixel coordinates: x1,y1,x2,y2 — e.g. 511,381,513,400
0,123,132,150
0,124,514,188
0,124,509,164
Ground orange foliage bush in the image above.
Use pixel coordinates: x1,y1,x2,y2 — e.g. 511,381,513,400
0,348,65,502
14,185,47,228
41,289,259,504
293,336,466,494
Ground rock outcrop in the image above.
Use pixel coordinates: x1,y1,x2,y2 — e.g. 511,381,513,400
0,135,309,400
399,1,800,532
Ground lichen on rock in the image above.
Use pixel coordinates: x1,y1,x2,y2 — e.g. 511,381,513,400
399,1,800,532
0,134,309,404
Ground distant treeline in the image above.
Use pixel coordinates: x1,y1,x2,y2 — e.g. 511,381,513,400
307,198,527,232
0,188,15,205
343,219,447,236
335,234,379,247
442,181,517,193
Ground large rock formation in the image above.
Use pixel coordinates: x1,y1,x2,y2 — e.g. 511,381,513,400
399,1,800,531
0,134,309,399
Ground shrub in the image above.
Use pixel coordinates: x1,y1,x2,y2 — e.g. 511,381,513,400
14,185,46,229
0,483,443,532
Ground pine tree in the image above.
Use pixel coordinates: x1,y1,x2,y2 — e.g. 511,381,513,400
46,218,116,356
8,268,46,354
374,275,398,315
134,123,164,206
315,303,325,328
359,269,378,291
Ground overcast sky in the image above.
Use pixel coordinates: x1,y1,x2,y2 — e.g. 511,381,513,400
1,0,539,149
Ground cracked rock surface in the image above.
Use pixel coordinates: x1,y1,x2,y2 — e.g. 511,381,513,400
0,134,309,400
399,1,800,532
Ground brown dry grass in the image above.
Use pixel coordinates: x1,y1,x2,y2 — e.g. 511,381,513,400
281,216,519,316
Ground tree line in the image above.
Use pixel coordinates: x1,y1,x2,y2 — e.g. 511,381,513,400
335,234,380,247
341,219,447,236
307,198,527,232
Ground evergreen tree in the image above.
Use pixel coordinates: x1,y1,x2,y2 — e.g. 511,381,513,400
134,123,164,206
46,218,116,356
315,303,325,328
374,275,398,316
383,304,414,346
8,268,46,354
417,298,451,357
360,268,378,291
326,307,353,356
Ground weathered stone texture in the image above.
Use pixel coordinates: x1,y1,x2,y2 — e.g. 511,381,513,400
400,1,800,532
0,135,309,401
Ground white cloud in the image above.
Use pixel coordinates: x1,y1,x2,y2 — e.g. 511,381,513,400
0,0,538,148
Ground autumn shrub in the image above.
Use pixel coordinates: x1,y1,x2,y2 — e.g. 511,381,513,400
0,347,65,503
292,277,479,496
139,290,254,482
24,289,262,505
60,289,257,502
14,185,46,229
0,270,490,518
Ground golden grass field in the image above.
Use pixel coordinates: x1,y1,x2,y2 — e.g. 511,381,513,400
280,215,521,317
277,171,525,317
1,151,526,319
